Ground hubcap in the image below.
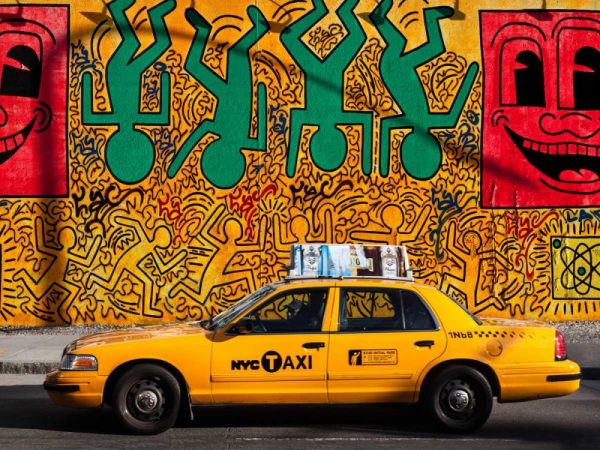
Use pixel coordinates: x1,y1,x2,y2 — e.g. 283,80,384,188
135,390,159,414
439,379,477,420
126,378,166,421
448,389,470,412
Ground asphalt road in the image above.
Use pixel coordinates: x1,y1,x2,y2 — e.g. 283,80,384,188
0,376,598,449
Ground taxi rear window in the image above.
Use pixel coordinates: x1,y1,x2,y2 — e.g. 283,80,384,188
339,288,436,332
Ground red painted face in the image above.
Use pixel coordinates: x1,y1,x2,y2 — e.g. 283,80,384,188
0,6,67,197
481,11,600,207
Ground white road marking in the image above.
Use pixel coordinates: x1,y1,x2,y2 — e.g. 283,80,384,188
235,437,521,442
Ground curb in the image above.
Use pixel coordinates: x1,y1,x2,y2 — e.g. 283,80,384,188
1,361,599,380
0,362,57,375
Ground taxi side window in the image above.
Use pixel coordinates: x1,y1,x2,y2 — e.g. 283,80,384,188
339,288,435,332
402,290,436,330
244,289,327,333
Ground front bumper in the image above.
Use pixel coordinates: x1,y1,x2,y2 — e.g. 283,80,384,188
497,359,581,402
44,369,107,408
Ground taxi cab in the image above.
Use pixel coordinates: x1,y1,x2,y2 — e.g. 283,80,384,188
44,244,581,434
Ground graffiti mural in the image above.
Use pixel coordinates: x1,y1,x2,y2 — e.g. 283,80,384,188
1,0,599,327
0,5,68,196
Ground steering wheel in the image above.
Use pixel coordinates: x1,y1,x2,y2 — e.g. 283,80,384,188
248,314,267,333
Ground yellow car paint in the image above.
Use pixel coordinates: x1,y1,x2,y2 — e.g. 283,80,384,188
44,278,581,413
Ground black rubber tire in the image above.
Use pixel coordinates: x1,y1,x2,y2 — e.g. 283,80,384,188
112,364,181,435
425,365,493,432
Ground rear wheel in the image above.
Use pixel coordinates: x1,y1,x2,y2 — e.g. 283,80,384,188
425,365,493,432
112,364,181,435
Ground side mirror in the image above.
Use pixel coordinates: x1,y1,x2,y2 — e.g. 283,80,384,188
234,318,253,335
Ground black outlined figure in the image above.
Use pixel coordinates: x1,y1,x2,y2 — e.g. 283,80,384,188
14,217,101,323
86,216,186,318
350,203,432,244
169,204,259,310
441,220,522,313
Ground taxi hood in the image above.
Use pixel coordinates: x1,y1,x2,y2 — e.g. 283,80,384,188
68,322,207,352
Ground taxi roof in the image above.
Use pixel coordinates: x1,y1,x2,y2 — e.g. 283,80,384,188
279,276,423,288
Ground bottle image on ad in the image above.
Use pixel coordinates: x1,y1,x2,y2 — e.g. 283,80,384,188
381,246,399,278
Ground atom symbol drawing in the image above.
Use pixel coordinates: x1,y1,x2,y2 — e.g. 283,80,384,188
558,241,600,296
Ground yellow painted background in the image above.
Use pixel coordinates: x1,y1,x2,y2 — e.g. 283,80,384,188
1,0,599,326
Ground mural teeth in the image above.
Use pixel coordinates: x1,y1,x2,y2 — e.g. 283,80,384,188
540,144,548,154
0,139,5,153
558,144,567,155
568,143,577,155
524,140,532,149
531,142,539,151
578,144,586,155
15,132,24,147
5,137,16,152
549,144,557,155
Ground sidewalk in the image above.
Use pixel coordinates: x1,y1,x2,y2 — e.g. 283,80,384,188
0,334,82,374
0,326,598,378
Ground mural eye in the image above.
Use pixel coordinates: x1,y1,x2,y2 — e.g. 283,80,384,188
574,46,600,110
514,50,545,107
0,45,41,98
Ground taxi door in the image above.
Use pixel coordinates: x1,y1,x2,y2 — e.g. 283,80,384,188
327,285,446,403
210,286,333,403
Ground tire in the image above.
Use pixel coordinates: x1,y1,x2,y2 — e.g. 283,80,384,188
112,364,181,435
425,365,493,432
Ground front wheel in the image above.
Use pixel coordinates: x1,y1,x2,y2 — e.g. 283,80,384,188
112,364,181,435
425,365,493,432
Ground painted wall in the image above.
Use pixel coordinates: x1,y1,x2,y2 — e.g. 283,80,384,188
1,0,599,326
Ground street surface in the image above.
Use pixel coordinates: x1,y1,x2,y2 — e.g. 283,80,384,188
0,376,598,449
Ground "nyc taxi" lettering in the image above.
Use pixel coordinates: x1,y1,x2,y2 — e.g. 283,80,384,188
231,350,313,372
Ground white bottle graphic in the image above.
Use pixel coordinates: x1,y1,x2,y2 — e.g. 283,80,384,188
380,246,398,278
303,245,320,276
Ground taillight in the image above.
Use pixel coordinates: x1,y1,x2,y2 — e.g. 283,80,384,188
555,330,567,361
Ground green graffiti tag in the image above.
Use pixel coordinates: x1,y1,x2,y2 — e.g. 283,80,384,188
81,0,175,184
282,0,373,176
81,1,478,187
372,1,478,179
167,6,269,189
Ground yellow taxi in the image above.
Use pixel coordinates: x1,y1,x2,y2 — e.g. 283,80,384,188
44,244,581,434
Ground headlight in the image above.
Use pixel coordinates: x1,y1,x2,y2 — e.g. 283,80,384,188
60,354,98,371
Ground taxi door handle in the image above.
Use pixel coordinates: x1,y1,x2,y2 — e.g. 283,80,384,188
414,340,435,348
303,342,325,349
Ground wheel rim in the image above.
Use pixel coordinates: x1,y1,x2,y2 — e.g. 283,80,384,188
126,378,166,422
439,379,477,421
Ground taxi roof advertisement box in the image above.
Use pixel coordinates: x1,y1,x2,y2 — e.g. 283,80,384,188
288,244,413,280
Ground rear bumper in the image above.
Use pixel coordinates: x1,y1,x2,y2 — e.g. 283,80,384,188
546,373,581,382
497,359,581,403
44,369,106,408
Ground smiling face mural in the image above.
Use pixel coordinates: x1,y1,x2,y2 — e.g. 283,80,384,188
481,11,600,207
0,6,67,196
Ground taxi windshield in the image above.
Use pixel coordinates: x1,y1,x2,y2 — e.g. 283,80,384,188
204,284,276,330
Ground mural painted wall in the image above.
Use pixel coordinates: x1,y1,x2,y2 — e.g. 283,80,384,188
0,0,599,327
